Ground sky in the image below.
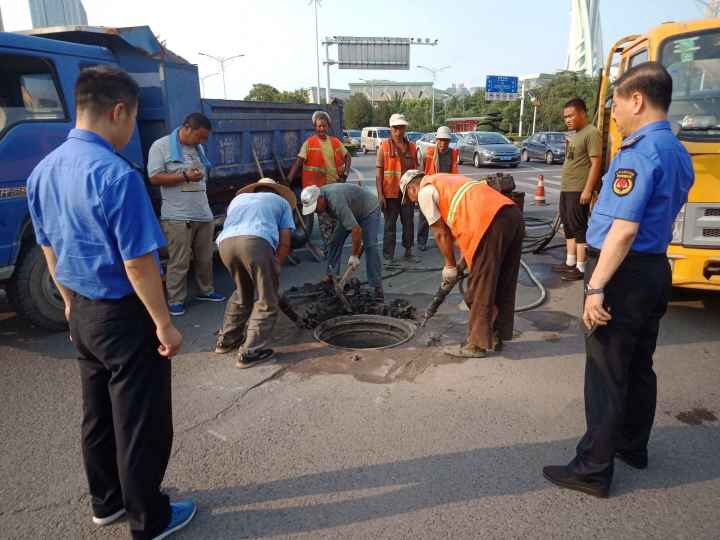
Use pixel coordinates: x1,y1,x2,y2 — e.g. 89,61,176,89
0,0,703,99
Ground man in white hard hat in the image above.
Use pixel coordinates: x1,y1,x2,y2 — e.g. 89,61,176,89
301,183,383,299
417,125,459,250
376,113,419,263
214,178,296,369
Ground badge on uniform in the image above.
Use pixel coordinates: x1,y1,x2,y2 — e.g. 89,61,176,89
612,169,636,196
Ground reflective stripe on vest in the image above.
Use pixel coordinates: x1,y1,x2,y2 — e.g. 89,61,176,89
301,135,344,188
447,180,482,226
381,139,416,197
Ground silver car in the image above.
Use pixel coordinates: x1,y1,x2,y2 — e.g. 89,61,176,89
457,131,520,168
415,132,460,163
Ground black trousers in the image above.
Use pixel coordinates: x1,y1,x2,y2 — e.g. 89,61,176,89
69,293,173,540
571,249,671,481
382,197,415,259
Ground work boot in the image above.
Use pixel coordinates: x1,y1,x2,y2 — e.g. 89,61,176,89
542,465,610,498
236,349,275,369
417,242,428,252
443,343,487,358
551,263,575,273
403,248,420,263
561,268,584,281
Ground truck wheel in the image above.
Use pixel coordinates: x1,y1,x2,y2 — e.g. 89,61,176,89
7,244,67,331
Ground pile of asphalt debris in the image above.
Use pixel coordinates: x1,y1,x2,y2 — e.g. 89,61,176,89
282,279,417,329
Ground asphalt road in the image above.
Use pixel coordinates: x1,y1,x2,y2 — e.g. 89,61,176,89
1,154,719,539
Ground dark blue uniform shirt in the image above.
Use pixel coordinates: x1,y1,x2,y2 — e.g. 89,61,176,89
27,129,166,299
586,120,694,254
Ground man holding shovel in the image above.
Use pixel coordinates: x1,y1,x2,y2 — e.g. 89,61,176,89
301,182,383,300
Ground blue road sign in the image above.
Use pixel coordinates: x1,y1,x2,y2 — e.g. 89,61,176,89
486,75,518,94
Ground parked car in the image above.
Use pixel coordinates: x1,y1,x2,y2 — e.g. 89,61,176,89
343,129,361,152
406,131,424,143
360,126,391,154
519,131,567,164
415,131,460,163
457,131,521,168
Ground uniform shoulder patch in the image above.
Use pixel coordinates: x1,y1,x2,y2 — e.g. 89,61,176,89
620,134,645,149
612,168,636,196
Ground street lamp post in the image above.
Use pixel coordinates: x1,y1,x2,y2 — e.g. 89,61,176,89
310,0,322,103
200,72,219,98
198,52,245,100
528,92,541,134
417,64,450,127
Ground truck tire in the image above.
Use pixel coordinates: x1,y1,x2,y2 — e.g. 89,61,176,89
7,244,67,331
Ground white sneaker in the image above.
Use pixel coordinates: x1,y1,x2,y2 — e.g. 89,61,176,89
92,508,126,526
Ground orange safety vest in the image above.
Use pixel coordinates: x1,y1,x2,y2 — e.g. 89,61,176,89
381,139,417,198
424,146,459,175
420,174,514,269
301,135,345,189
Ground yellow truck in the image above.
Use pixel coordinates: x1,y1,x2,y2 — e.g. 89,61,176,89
596,18,720,292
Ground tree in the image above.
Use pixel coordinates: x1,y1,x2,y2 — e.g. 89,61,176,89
344,93,373,129
245,84,309,104
245,83,282,102
528,72,599,132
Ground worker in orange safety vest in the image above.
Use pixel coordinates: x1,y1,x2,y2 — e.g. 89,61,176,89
400,170,524,358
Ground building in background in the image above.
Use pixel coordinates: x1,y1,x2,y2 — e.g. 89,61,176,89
445,83,471,97
29,0,88,28
566,0,603,76
0,6,4,31
349,80,433,104
519,73,556,91
306,87,352,103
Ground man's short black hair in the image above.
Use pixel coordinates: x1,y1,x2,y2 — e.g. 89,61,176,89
183,112,212,131
75,65,139,117
564,98,587,113
614,61,673,112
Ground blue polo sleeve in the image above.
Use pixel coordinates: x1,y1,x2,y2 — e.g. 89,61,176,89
596,151,658,223
101,170,166,261
279,199,296,231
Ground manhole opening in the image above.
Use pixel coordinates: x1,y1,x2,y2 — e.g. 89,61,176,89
314,315,416,351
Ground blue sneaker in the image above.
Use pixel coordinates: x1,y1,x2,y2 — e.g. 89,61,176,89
195,292,226,302
168,304,186,316
152,500,197,540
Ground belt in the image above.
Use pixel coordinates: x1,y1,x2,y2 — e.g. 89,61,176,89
586,246,667,260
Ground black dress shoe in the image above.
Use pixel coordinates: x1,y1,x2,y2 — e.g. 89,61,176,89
561,268,584,281
542,465,610,498
615,450,648,470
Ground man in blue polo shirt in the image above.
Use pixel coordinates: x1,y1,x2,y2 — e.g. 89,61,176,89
27,66,196,539
543,62,694,498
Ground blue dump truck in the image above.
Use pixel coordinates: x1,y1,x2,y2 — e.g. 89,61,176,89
0,25,343,330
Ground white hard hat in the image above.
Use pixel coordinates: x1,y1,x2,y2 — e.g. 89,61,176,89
389,113,409,127
301,185,322,215
435,126,452,139
399,169,424,204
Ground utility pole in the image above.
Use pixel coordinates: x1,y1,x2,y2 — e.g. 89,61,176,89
518,80,526,137
198,52,245,99
695,0,720,17
310,0,323,103
417,64,451,127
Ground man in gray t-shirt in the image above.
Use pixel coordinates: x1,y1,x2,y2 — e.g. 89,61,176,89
148,112,225,315
301,183,383,298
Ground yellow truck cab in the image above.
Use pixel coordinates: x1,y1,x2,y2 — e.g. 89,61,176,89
596,18,720,291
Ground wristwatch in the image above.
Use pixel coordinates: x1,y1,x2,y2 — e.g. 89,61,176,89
584,284,604,296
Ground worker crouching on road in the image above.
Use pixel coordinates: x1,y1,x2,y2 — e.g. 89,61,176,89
288,110,351,249
301,182,384,300
417,126,459,251
214,179,296,369
400,170,524,358
376,113,419,263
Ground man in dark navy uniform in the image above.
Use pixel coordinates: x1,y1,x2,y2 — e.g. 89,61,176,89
543,62,694,497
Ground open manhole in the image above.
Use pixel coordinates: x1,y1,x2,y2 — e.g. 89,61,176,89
314,315,416,351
